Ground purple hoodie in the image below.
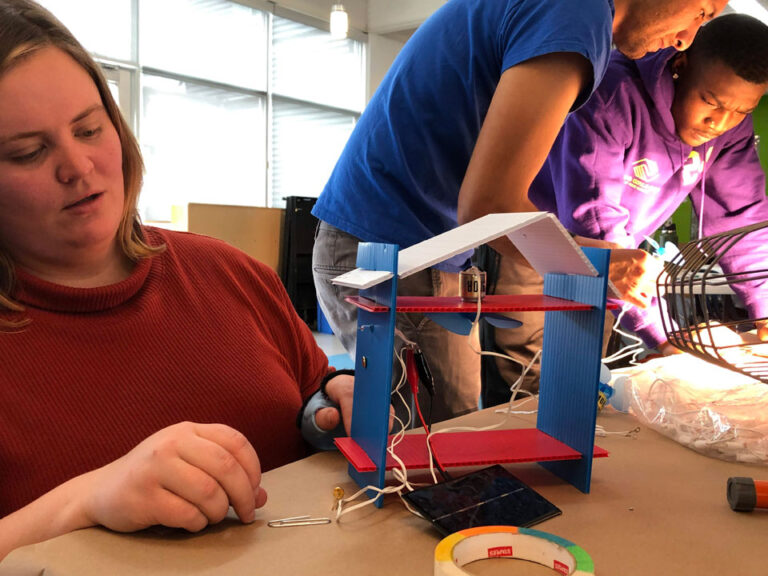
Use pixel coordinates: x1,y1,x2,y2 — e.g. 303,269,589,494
529,48,768,348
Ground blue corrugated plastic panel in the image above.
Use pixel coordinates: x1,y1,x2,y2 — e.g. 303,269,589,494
537,247,610,493
348,242,399,504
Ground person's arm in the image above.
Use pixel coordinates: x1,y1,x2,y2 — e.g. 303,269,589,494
0,422,267,562
457,52,661,308
521,61,666,309
457,51,591,254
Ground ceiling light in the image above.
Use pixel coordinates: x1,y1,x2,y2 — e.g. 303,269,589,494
330,4,348,39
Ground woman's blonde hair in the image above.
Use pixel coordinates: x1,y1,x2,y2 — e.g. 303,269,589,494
0,0,163,328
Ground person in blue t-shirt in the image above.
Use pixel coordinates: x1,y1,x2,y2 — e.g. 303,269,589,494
487,13,768,402
312,0,728,421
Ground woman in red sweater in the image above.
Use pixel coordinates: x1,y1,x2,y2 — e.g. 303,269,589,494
0,0,355,560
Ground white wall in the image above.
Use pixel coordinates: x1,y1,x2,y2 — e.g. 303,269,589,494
272,0,445,101
275,0,441,35
366,33,403,100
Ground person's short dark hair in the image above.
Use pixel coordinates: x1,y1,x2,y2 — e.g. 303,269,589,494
688,13,768,84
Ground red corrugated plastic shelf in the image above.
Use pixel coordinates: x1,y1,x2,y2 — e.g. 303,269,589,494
335,428,609,473
346,294,619,313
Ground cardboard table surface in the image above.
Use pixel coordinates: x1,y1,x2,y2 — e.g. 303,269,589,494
3,405,766,575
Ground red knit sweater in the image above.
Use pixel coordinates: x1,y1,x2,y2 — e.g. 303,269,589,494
0,228,330,515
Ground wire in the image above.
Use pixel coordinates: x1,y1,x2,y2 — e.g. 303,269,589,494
465,290,543,403
334,343,432,521
594,424,641,438
413,388,452,481
422,290,546,483
602,303,646,366
395,326,418,348
493,394,537,415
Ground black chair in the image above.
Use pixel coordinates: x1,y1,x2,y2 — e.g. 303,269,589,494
280,196,319,329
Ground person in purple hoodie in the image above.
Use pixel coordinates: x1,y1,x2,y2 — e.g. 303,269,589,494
485,13,768,399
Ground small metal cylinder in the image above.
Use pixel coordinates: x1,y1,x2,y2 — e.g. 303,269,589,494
460,267,486,302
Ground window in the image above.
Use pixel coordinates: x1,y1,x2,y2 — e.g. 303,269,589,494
39,0,134,61
140,74,267,220
271,99,357,208
38,0,365,222
270,15,365,206
140,0,268,91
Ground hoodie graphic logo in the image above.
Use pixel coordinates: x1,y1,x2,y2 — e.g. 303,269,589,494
624,159,661,194
681,149,710,186
633,159,659,181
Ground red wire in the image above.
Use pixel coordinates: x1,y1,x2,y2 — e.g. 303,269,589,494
412,384,450,479
405,347,450,480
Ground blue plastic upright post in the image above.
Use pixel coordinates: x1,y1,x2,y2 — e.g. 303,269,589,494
348,242,398,505
537,247,610,493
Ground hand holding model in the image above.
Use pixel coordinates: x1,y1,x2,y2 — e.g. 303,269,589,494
573,236,665,309
315,373,355,435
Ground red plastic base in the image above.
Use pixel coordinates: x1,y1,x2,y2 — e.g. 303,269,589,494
335,428,608,473
346,294,619,313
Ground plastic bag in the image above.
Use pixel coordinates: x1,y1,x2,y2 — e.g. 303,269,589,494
612,354,768,464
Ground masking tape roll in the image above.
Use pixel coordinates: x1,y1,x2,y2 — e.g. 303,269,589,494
434,526,594,576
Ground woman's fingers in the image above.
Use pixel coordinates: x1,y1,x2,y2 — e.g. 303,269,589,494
323,375,354,435
151,488,212,532
87,422,267,533
158,454,243,525
314,407,341,431
178,423,265,523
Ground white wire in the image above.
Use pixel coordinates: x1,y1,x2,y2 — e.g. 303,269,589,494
423,373,540,484
423,290,544,483
602,303,646,366
466,293,529,367
594,424,641,438
466,291,543,404
401,289,544,483
335,344,428,521
493,394,537,415
394,327,418,348
337,286,546,514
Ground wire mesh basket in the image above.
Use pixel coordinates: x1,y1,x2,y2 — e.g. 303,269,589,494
657,221,768,384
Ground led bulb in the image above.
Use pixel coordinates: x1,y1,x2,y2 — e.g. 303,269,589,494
330,4,348,39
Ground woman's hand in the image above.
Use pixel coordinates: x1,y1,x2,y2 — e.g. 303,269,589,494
0,422,267,562
84,422,268,533
315,374,354,435
315,374,395,434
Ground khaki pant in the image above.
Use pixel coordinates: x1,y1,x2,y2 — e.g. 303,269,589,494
312,222,481,423
481,246,614,405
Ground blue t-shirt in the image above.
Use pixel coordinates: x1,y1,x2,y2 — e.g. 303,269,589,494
313,0,614,271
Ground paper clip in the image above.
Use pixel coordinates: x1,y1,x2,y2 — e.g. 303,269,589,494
267,515,331,528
